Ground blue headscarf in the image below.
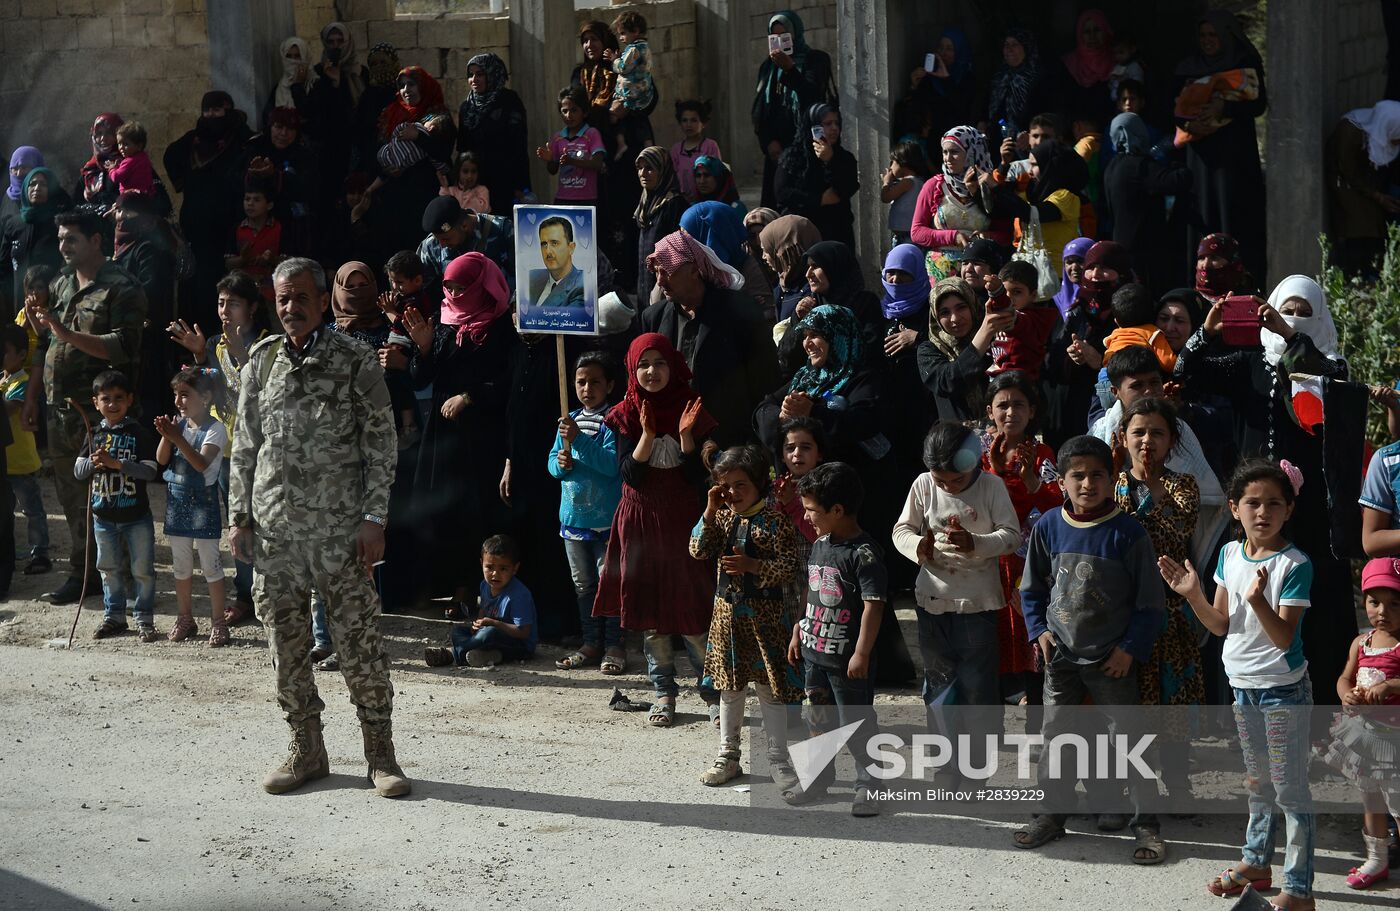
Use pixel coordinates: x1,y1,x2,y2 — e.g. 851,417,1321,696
1109,111,1152,156
790,303,862,398
1053,236,1095,317
930,28,974,94
680,201,747,268
755,10,811,106
693,155,745,214
8,147,42,201
880,244,931,320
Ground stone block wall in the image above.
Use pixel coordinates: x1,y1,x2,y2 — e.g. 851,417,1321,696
1332,0,1388,121
1,0,212,192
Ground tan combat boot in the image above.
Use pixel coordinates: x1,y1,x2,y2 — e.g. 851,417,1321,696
362,720,412,797
261,716,330,794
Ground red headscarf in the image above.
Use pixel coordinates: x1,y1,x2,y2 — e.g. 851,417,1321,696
81,112,124,196
1062,10,1115,89
441,252,511,346
1194,233,1245,300
378,66,445,140
605,332,716,441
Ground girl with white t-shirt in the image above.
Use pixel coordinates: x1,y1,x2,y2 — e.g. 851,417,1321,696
1159,459,1316,911
155,367,230,648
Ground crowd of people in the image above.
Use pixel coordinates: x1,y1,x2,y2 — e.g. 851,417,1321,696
5,8,1400,908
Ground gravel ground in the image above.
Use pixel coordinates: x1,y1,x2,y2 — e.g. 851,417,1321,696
0,495,1390,910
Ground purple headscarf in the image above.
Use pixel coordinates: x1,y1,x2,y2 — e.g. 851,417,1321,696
8,147,42,201
880,243,931,319
1052,236,1094,317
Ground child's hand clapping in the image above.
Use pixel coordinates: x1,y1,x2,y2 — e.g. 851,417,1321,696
376,291,401,318
401,306,433,352
1157,555,1200,599
1015,441,1040,492
773,473,797,506
638,400,656,436
677,397,704,437
942,514,973,552
153,414,181,441
534,144,552,162
1245,565,1270,610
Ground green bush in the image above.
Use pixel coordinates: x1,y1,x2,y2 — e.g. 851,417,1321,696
1319,226,1400,446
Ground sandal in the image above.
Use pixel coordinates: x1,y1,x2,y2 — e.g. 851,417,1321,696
208,622,231,648
92,617,129,639
555,648,600,670
1206,867,1272,897
1131,826,1166,865
314,652,340,672
707,702,721,728
1013,815,1066,849
781,780,825,806
167,616,198,642
648,698,675,728
600,649,626,676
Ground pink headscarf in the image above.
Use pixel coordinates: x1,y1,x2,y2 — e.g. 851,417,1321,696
441,252,511,345
645,230,741,290
1062,10,1115,89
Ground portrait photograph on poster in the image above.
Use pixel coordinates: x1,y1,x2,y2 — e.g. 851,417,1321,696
514,204,599,336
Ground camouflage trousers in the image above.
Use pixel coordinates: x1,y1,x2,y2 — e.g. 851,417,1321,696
48,406,98,580
253,531,394,726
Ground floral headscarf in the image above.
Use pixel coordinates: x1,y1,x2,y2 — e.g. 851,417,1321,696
790,304,863,398
940,125,993,204
460,53,509,132
367,43,400,88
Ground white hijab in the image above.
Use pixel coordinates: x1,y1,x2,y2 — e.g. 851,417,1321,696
1262,274,1343,367
275,37,309,109
1344,100,1400,168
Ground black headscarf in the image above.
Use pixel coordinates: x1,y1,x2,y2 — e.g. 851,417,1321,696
1027,141,1088,204
805,241,863,309
1175,11,1262,78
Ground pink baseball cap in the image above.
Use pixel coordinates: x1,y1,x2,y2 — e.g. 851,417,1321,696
1361,557,1400,595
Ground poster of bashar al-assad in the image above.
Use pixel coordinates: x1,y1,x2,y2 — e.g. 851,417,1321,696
514,205,598,335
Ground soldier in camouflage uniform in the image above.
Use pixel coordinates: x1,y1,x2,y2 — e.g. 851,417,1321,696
22,211,147,604
227,258,409,798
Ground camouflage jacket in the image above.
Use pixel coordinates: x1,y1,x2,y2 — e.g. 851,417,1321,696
228,329,396,537
37,261,147,408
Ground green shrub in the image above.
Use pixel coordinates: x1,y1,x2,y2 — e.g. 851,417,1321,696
1319,226,1400,446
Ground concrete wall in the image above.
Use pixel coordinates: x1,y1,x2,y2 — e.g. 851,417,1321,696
0,0,213,193
1331,0,1388,122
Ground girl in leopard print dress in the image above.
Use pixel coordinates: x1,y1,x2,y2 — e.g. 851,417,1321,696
690,445,805,789
1114,396,1204,799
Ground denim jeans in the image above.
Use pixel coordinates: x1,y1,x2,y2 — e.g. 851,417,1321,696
311,589,331,652
1233,677,1315,899
218,461,253,603
805,661,880,789
917,608,1002,774
93,515,155,627
1039,648,1156,828
563,537,622,650
11,473,48,559
450,624,533,665
644,631,717,702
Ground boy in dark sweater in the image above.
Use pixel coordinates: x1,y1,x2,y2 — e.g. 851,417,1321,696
787,462,888,818
1013,435,1165,862
76,371,160,641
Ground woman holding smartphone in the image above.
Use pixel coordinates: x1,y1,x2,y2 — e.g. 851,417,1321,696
751,11,833,209
773,103,858,248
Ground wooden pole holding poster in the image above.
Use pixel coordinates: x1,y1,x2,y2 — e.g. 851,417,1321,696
556,334,569,418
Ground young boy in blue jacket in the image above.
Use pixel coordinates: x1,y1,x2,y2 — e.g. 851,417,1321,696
548,351,625,674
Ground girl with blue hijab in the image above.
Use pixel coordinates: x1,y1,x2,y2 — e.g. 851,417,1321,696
677,201,774,318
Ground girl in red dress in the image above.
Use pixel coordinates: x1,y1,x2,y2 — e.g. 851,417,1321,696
594,333,720,727
978,371,1062,705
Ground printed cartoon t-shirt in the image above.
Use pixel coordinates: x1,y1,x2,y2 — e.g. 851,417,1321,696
799,532,888,672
